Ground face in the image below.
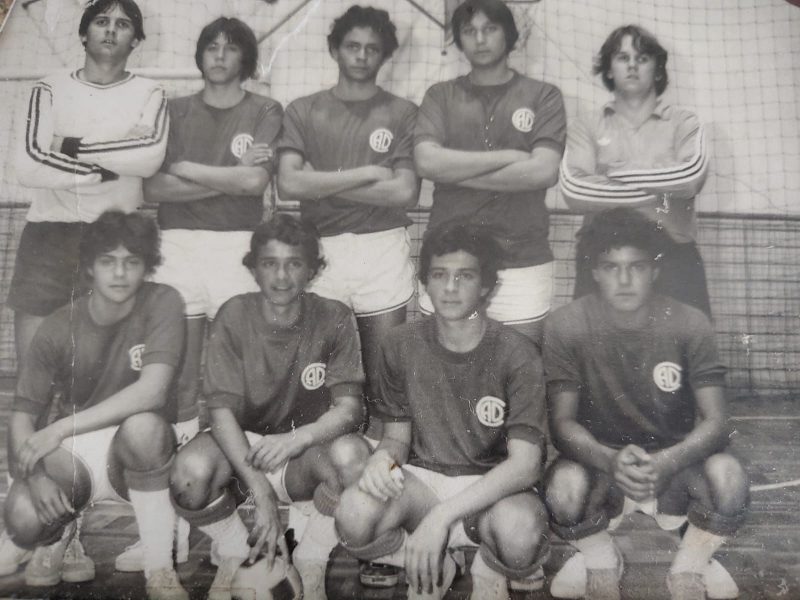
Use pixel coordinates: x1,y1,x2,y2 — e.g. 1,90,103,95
251,240,312,307
88,245,147,306
592,246,658,314
202,32,244,84
425,250,490,321
458,11,508,69
607,34,657,96
82,4,139,63
332,26,385,83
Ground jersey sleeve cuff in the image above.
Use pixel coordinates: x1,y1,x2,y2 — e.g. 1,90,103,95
331,382,363,399
143,351,182,369
205,392,244,414
531,138,565,154
12,396,46,416
372,408,412,423
391,157,415,171
690,371,726,389
507,425,547,455
546,380,580,396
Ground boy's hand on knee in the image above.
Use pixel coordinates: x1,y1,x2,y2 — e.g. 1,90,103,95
358,450,404,502
18,422,68,477
28,473,74,525
246,431,313,473
405,512,449,595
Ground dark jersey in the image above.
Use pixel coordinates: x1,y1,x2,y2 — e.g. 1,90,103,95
14,282,185,422
278,88,416,236
375,318,546,476
415,72,566,268
543,294,727,451
204,292,364,435
157,91,283,231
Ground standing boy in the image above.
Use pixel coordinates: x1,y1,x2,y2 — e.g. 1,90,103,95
1,211,187,600
543,208,747,600
415,0,566,344
559,25,711,316
278,5,419,423
169,215,365,599
334,223,550,600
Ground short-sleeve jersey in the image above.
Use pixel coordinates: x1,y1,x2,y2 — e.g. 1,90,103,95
543,294,726,451
14,283,185,422
16,70,168,223
156,91,283,231
204,292,364,435
278,88,416,236
375,318,546,476
415,72,566,268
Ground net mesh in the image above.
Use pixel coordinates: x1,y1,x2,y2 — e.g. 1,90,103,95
0,0,798,394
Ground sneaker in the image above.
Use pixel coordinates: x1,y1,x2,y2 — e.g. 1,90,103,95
116,539,191,573
23,522,75,586
145,567,189,600
359,561,401,588
407,551,459,600
550,553,586,599
667,571,706,600
61,535,95,583
508,566,545,591
469,552,509,600
705,559,739,600
0,530,32,577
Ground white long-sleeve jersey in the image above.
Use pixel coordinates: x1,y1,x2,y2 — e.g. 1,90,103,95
15,69,168,223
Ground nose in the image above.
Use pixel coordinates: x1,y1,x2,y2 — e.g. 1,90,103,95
444,273,459,292
618,266,632,286
113,260,126,278
475,29,486,44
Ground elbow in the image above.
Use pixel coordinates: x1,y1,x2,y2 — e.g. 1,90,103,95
241,171,270,196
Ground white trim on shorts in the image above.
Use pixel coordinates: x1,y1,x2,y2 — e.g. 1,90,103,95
308,227,415,317
418,261,554,325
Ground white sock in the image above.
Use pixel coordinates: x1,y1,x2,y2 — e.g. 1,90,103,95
176,517,190,554
128,488,175,577
573,531,619,570
199,511,250,562
293,508,338,564
670,525,726,574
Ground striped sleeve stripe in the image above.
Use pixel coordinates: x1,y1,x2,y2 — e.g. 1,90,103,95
77,88,168,154
25,84,97,176
608,129,708,186
559,154,651,205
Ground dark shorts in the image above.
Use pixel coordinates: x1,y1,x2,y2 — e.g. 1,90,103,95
574,240,712,318
7,222,84,316
546,456,748,540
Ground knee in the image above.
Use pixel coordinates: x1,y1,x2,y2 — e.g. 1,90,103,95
116,413,174,468
4,483,46,548
334,485,384,547
170,448,217,511
481,494,548,566
704,453,749,509
328,435,371,488
545,460,591,526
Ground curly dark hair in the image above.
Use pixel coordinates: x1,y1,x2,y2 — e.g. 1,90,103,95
575,207,673,269
242,214,325,280
79,210,161,275
418,221,504,294
327,5,399,59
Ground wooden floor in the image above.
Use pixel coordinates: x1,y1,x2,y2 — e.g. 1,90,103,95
0,380,797,599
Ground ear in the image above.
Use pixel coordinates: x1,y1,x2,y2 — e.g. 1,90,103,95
591,266,600,283
80,35,88,46
651,265,660,283
130,37,140,50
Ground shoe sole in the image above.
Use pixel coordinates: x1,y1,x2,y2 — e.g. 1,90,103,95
62,567,96,583
24,572,62,587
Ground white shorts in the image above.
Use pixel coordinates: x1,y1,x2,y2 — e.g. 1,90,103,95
151,229,259,319
308,227,414,317
61,426,126,506
419,262,554,325
402,464,482,548
244,431,293,505
59,419,199,507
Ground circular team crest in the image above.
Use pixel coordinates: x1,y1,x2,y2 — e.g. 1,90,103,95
230,133,254,158
128,344,145,371
301,362,326,390
653,362,682,392
475,396,506,427
511,108,535,132
369,128,393,153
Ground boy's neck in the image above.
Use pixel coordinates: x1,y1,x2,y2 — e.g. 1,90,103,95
88,291,136,326
260,296,302,329
435,313,487,353
202,81,246,109
468,61,513,86
81,55,129,85
333,77,380,101
613,91,658,127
